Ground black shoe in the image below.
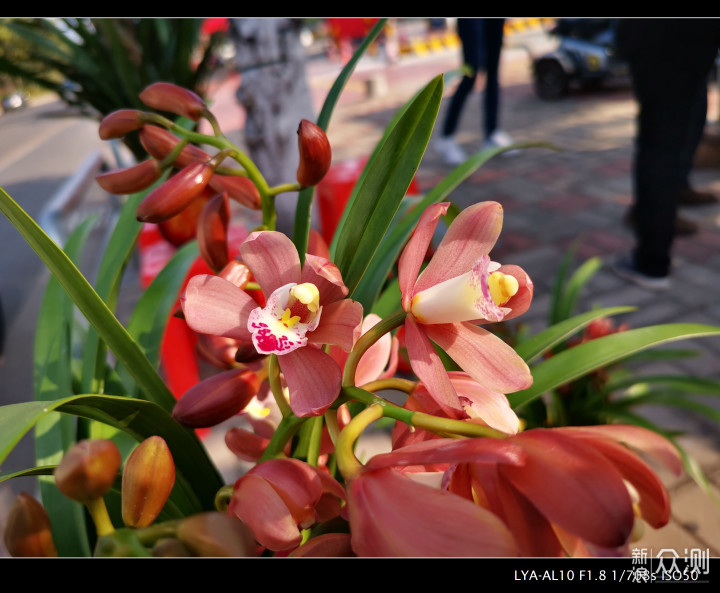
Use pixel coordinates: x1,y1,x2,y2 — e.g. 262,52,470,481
678,187,719,206
611,253,671,291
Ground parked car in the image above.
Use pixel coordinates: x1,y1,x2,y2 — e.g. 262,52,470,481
532,19,629,100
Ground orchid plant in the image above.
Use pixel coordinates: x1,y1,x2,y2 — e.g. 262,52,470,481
2,20,720,558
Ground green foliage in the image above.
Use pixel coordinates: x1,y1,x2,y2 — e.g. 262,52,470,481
0,18,224,159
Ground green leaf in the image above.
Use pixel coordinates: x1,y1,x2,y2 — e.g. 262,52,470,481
509,323,720,409
331,75,444,300
292,18,388,262
33,216,97,557
117,240,199,394
551,256,603,325
0,395,223,515
0,186,176,412
514,306,636,364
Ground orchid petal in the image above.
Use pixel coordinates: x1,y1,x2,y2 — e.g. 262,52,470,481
239,231,302,298
181,274,255,342
249,459,323,529
414,201,504,296
501,430,636,549
230,473,302,551
554,425,683,477
354,314,394,385
365,435,525,471
403,316,463,417
347,467,519,557
277,347,342,417
307,299,363,352
398,202,449,310
301,253,349,304
494,264,534,321
424,322,533,394
576,436,671,528
448,372,521,434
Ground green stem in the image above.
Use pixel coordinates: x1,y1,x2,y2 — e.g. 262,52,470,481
342,385,507,440
336,403,384,480
342,309,407,387
305,415,324,467
259,414,307,462
268,354,292,418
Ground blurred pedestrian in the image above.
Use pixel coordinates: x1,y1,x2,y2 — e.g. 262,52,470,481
613,18,720,290
435,18,513,165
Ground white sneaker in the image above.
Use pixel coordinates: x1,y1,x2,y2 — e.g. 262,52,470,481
482,130,517,154
435,136,468,166
611,253,671,291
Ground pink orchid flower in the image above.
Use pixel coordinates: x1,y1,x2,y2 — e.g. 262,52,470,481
365,423,679,557
446,425,680,556
228,458,345,552
397,201,534,417
181,231,364,417
346,438,522,557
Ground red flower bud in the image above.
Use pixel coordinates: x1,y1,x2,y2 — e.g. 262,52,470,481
218,259,252,288
139,125,212,167
197,192,230,271
2,492,58,557
99,109,146,139
176,512,258,557
139,82,207,121
121,436,176,528
96,159,164,195
208,174,261,210
172,368,260,428
296,119,332,187
157,185,215,247
136,161,214,223
54,439,122,503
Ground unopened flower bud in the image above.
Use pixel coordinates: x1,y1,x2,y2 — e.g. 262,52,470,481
172,368,260,428
208,174,261,209
139,82,207,121
197,192,230,271
96,159,163,195
218,259,252,288
54,439,122,504
2,492,58,557
136,161,214,223
157,186,215,247
139,124,212,167
296,119,332,187
99,109,146,140
121,436,176,528
176,512,257,557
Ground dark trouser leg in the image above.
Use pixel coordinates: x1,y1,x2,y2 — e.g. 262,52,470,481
441,19,480,137
630,59,712,277
480,18,505,138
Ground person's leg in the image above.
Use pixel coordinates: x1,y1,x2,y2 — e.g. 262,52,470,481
630,59,707,277
441,19,480,138
480,18,505,139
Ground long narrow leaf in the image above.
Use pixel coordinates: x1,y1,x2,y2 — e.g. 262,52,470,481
33,217,97,557
0,186,176,412
514,306,636,364
0,395,223,514
508,323,720,409
332,75,444,300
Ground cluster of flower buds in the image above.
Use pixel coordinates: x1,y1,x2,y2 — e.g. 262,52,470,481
95,82,333,273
